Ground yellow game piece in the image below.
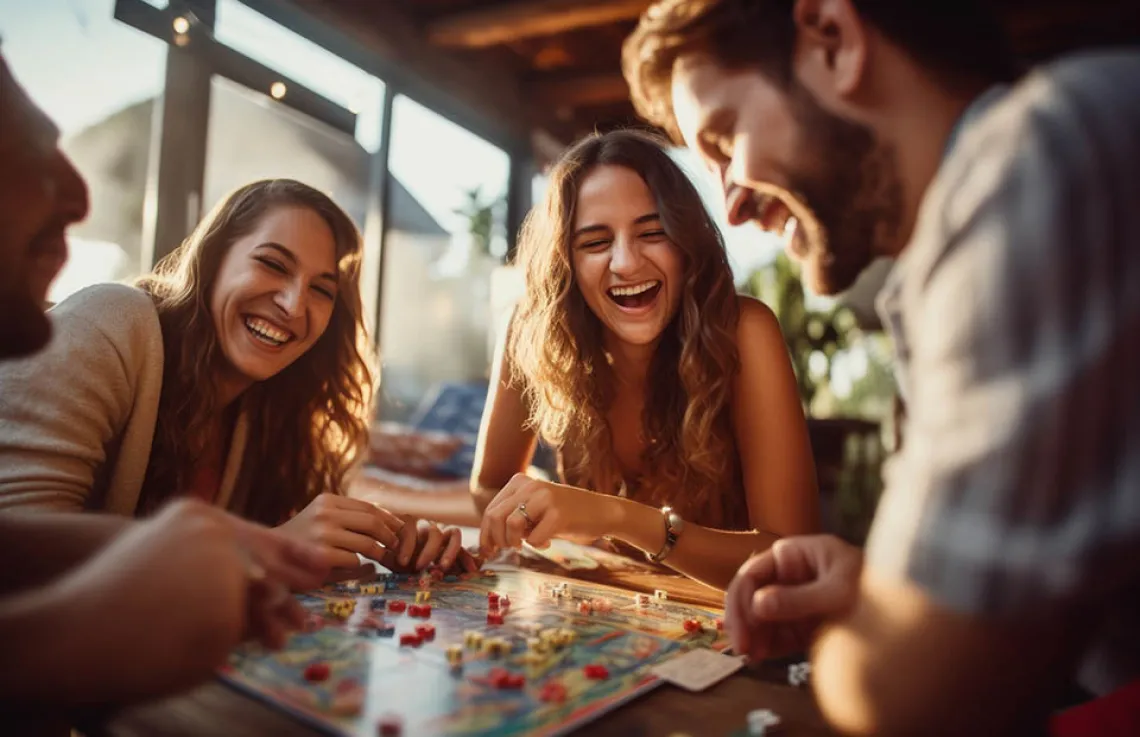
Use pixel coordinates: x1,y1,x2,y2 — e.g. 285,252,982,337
415,591,431,604
464,630,484,649
556,628,577,647
446,644,463,667
325,598,355,618
526,637,550,655
359,583,382,595
484,637,509,657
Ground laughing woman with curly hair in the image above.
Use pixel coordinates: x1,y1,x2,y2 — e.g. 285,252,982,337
476,130,819,589
0,179,469,576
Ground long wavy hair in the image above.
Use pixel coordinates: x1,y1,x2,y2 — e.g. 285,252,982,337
510,129,746,528
135,179,374,526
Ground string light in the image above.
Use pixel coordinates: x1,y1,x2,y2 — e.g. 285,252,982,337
270,82,287,99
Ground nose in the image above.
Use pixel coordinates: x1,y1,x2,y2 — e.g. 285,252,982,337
609,232,644,277
273,279,305,318
54,153,89,226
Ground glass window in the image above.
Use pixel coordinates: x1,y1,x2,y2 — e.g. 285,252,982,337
0,0,166,302
214,0,384,153
204,1,386,331
379,95,511,421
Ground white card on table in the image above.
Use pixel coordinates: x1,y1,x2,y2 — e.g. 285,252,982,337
650,648,745,692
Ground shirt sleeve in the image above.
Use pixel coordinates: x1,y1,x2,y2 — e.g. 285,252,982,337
865,55,1140,618
0,286,153,511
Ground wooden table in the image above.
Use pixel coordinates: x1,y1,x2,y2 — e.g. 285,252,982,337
94,562,834,737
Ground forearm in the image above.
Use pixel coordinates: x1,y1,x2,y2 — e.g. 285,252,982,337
350,476,481,527
608,497,779,590
0,512,130,592
0,580,124,707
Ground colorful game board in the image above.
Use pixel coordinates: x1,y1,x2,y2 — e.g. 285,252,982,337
221,568,728,736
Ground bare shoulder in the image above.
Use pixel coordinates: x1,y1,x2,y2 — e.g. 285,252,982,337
734,294,784,352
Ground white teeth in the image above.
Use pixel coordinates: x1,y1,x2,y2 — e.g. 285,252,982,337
609,281,659,297
244,316,290,346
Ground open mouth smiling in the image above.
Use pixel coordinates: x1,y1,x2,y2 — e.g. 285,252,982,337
606,280,662,309
243,315,295,347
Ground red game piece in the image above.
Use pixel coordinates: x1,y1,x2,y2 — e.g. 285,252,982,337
715,618,724,631
387,600,406,614
418,604,432,618
501,673,525,690
539,681,568,703
583,664,610,680
430,567,444,581
376,713,403,736
487,611,504,625
399,632,423,647
487,591,500,606
683,618,702,633
304,662,331,682
414,623,436,640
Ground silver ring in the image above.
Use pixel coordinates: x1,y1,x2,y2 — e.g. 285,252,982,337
514,502,534,527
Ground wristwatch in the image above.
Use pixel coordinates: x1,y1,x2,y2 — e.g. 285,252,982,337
647,506,684,563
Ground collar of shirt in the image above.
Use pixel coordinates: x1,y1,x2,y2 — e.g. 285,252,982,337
875,84,1010,400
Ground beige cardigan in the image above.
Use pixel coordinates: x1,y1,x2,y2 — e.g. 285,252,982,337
0,284,248,516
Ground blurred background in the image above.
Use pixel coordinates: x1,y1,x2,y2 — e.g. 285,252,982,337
3,0,1136,541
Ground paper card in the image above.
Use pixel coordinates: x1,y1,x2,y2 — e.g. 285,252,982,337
650,648,746,692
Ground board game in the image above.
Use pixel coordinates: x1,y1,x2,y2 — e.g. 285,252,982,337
220,567,728,736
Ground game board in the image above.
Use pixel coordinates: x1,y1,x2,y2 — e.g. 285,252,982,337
221,568,728,736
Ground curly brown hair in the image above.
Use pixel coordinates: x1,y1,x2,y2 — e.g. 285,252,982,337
135,179,374,526
510,129,746,528
623,0,1016,141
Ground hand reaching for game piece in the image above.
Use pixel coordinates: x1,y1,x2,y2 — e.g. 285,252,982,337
34,499,326,705
276,493,406,576
724,535,864,662
479,474,619,557
377,519,480,574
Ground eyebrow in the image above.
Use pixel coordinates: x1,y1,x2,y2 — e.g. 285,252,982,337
257,242,338,284
572,212,661,238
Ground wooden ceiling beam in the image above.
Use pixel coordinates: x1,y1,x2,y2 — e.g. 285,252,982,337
530,72,630,108
428,0,651,49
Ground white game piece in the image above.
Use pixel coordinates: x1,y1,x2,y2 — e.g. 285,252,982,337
634,593,651,607
787,661,811,687
747,708,781,736
653,589,668,602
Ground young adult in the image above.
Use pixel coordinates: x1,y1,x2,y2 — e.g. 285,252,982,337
0,51,328,715
0,175,468,575
625,0,1140,734
477,129,819,589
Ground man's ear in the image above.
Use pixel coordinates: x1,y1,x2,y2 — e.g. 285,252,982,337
791,0,866,99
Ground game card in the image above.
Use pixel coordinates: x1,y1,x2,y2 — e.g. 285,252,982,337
650,648,745,692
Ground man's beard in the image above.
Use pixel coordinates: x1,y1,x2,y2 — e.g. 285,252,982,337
0,290,51,359
786,82,903,296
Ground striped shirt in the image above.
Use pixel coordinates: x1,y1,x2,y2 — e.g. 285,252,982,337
867,51,1140,695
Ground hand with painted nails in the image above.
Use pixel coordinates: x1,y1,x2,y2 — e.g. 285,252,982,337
478,474,618,558
724,535,863,662
276,493,405,579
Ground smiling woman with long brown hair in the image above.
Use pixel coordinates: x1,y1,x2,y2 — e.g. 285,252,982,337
0,179,470,575
476,129,819,589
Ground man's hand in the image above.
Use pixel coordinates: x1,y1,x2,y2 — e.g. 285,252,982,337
724,534,863,661
19,500,324,705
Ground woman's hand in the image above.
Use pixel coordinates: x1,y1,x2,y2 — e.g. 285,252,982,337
276,493,405,576
479,474,620,556
378,519,480,574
